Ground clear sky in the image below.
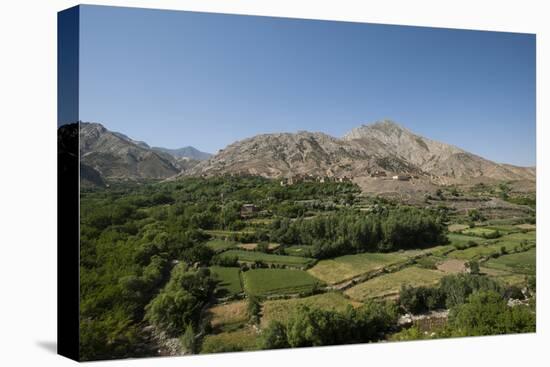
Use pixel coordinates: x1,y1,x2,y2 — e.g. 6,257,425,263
79,5,536,166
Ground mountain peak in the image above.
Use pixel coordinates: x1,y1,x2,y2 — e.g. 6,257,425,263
342,119,410,141
367,119,408,132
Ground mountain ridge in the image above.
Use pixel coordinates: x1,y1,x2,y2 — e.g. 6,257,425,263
185,119,535,183
64,120,535,186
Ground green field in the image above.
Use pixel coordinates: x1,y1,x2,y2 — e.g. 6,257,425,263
448,231,535,261
461,227,500,237
219,249,315,267
242,268,323,296
307,252,411,284
344,266,445,301
284,245,314,257
209,266,243,297
484,248,536,275
447,232,487,246
260,292,361,327
206,239,237,252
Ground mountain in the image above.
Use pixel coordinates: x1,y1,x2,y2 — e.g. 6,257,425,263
79,122,182,180
152,146,212,161
185,120,535,183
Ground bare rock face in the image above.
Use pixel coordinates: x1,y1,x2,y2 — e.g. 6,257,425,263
186,120,535,183
79,122,182,180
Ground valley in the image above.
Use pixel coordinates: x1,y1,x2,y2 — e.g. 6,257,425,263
73,120,536,360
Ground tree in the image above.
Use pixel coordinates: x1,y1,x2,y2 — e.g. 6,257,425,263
180,324,196,354
466,260,480,275
247,295,261,324
260,321,289,349
448,291,535,336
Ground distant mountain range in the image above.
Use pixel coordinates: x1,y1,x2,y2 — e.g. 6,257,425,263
73,122,210,183
151,146,212,161
61,120,535,186
185,120,535,183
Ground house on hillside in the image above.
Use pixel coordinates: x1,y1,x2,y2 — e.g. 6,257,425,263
392,174,411,181
370,170,387,178
240,204,259,218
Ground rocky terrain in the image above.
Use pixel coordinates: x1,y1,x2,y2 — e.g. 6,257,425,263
64,120,535,190
77,122,208,181
185,120,535,185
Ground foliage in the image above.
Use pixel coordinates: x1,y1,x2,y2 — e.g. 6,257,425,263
271,207,448,258
260,301,397,349
447,291,535,336
144,264,216,336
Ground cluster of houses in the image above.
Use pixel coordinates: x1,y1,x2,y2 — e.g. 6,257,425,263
370,170,412,181
279,174,353,186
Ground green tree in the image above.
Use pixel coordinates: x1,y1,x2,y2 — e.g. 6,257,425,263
448,291,535,336
180,324,196,354
259,321,289,349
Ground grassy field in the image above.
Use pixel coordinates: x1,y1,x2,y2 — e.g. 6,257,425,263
206,239,237,252
284,245,314,257
344,266,445,301
447,232,487,246
483,248,536,275
307,252,411,284
219,249,315,267
207,300,248,332
260,292,361,327
209,266,243,297
461,227,500,237
200,327,259,353
242,268,323,296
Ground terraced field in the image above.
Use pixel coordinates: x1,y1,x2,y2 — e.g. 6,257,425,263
449,231,535,261
207,300,248,332
209,266,243,297
242,268,323,296
219,250,316,267
307,252,409,284
260,292,361,327
206,239,237,252
484,248,536,275
344,266,445,301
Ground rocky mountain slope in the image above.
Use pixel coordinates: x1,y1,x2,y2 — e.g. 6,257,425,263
152,146,211,161
79,122,182,180
185,120,535,183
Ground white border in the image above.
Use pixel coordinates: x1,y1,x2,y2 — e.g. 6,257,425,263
0,1,547,366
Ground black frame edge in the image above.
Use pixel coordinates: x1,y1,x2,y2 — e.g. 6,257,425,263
57,5,80,362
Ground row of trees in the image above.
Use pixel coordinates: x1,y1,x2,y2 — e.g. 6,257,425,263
270,207,448,258
260,301,398,349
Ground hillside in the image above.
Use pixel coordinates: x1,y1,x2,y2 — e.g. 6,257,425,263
185,120,535,184
79,122,181,180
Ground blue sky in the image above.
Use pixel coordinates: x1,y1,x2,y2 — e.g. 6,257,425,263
79,5,536,166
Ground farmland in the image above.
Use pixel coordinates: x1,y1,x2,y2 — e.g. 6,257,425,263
242,268,323,296
307,252,409,284
484,247,536,275
79,175,536,359
218,249,316,267
209,266,243,297
344,266,445,301
260,292,362,327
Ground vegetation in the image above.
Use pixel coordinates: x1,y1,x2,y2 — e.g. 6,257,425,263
260,301,398,349
260,292,361,327
308,252,410,284
242,269,323,296
218,250,315,267
78,176,536,359
344,267,445,301
209,266,243,297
